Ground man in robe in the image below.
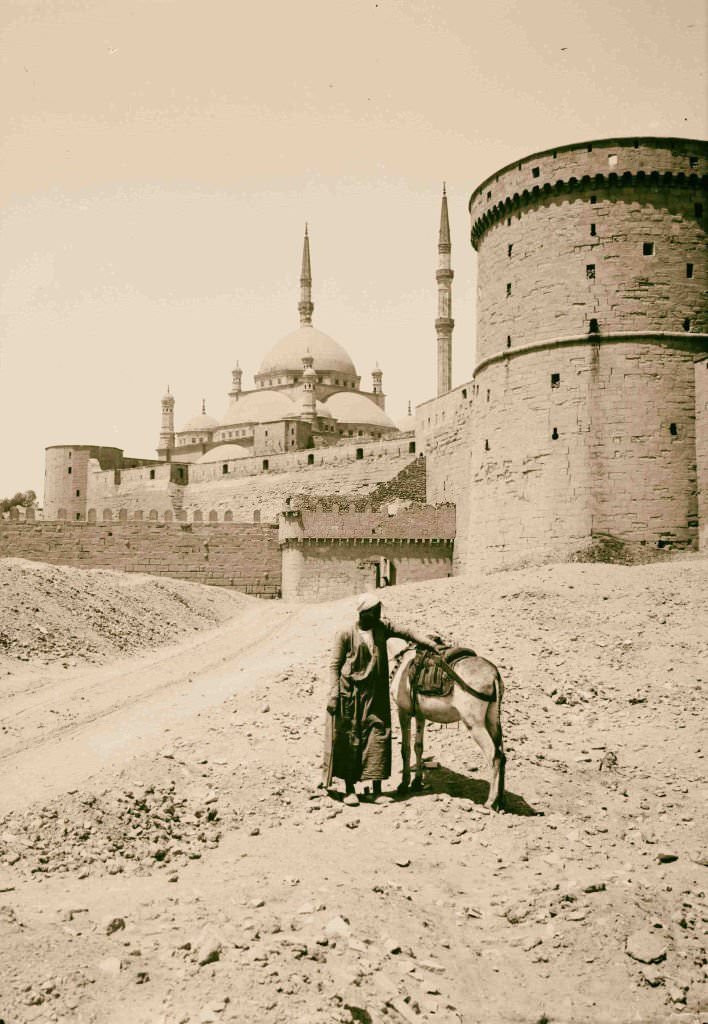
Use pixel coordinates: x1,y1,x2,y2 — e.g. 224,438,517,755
323,593,440,805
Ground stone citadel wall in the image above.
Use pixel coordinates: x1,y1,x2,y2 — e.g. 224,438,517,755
46,437,419,525
284,542,452,603
696,356,708,551
0,522,281,597
422,137,707,572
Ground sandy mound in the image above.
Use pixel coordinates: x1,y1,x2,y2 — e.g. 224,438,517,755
0,558,251,668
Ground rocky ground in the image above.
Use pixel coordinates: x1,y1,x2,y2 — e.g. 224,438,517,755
0,555,706,1024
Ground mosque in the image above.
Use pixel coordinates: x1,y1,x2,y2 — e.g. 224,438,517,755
158,227,409,465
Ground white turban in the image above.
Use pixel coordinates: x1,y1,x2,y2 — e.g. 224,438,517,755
356,593,382,613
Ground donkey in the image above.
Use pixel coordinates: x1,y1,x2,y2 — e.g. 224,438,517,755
390,643,506,810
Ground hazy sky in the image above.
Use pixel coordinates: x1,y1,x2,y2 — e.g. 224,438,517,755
1,0,706,500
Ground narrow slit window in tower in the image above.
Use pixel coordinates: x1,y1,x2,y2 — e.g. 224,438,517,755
356,448,364,460
484,439,490,451
149,469,155,480
683,318,691,331
507,243,513,257
67,466,72,474
222,464,228,475
686,263,694,278
643,242,654,256
551,373,560,388
589,318,599,334
590,223,596,236
669,423,678,436
262,459,269,470
76,489,80,497
506,282,512,296
507,335,512,348
551,427,559,440
586,264,596,279
532,166,540,178
486,389,490,402
590,195,597,204
307,453,314,465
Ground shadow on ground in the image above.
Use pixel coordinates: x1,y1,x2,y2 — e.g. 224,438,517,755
401,764,541,816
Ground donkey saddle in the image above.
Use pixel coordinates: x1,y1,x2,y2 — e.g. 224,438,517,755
408,646,477,701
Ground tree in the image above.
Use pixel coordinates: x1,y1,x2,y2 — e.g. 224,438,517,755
0,490,37,514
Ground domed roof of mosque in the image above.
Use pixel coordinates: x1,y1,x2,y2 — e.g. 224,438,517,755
396,412,416,433
324,391,397,429
258,325,357,378
195,443,252,464
221,389,298,426
180,410,219,432
316,400,333,419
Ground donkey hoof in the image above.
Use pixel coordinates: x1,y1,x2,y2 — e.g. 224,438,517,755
410,776,424,792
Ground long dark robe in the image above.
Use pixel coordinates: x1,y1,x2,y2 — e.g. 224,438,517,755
323,618,430,787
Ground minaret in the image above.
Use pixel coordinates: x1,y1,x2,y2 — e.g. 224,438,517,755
371,364,385,409
298,224,314,326
229,362,243,400
158,386,175,456
300,352,317,422
436,184,454,396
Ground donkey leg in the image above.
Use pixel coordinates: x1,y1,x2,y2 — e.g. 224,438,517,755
485,697,506,811
466,719,503,810
410,716,426,791
397,708,412,793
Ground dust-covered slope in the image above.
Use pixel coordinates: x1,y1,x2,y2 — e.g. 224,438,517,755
0,557,251,668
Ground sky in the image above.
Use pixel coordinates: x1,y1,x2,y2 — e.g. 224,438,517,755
1,0,706,501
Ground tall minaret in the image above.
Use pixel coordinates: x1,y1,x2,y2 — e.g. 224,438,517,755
158,386,175,456
300,352,316,421
298,224,314,326
436,184,454,396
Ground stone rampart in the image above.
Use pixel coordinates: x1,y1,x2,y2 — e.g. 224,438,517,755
469,138,707,365
459,338,700,571
0,522,281,597
696,355,708,551
83,439,419,525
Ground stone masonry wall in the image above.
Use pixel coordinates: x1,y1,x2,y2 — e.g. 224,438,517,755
416,382,475,571
0,522,281,597
696,356,708,551
86,444,418,525
287,542,453,603
458,339,700,572
473,183,706,364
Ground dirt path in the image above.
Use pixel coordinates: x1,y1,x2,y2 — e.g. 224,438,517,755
0,557,706,1023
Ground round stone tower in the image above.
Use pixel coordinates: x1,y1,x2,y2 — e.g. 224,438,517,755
44,445,123,521
464,136,707,569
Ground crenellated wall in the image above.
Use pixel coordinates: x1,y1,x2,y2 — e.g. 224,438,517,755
0,522,281,596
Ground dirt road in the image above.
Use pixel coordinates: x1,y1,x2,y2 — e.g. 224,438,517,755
0,556,706,1023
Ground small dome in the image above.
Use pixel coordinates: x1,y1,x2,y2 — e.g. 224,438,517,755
221,389,298,426
180,410,219,432
196,443,252,464
324,392,397,430
396,413,415,433
258,325,357,378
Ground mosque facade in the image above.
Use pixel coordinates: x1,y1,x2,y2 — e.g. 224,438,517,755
157,228,404,468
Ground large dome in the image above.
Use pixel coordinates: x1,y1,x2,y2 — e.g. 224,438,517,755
180,410,219,432
258,325,357,378
324,392,397,429
221,389,298,426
